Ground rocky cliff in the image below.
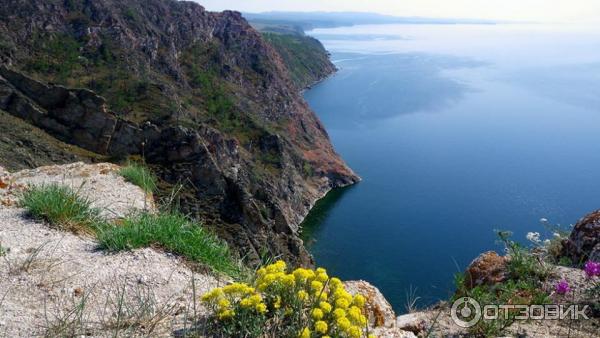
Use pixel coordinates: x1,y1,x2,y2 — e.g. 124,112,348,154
0,0,359,265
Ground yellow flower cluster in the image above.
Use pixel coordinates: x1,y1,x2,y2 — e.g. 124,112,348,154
201,260,375,338
201,282,267,319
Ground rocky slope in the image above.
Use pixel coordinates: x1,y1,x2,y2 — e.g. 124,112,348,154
0,0,359,265
0,162,409,337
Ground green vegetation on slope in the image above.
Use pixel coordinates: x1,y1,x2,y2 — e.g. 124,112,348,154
262,32,336,89
19,184,242,277
97,212,243,277
20,184,103,234
118,162,157,194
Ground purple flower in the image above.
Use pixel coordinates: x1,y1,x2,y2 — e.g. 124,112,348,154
555,280,570,295
584,261,600,278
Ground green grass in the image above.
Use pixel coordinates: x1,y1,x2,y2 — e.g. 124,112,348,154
97,212,242,277
118,162,157,194
19,184,102,234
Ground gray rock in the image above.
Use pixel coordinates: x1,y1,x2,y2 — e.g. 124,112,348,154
562,209,600,264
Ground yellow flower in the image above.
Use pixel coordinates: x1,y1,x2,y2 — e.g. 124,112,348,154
240,298,252,308
217,298,230,309
217,309,234,320
333,288,352,302
255,303,268,314
352,294,366,308
293,268,315,282
222,283,254,295
311,280,324,294
311,308,324,320
315,267,329,282
200,288,223,302
299,327,311,338
358,314,367,326
348,306,362,321
319,292,328,301
368,335,377,338
336,317,352,330
347,325,362,338
274,295,282,309
319,301,332,313
297,290,309,301
282,274,296,287
329,277,342,289
314,320,328,334
335,298,350,309
333,308,346,319
266,260,287,273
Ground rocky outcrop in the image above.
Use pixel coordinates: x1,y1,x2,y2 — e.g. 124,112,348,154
0,0,359,265
343,280,417,338
0,163,219,337
562,209,600,264
464,251,508,289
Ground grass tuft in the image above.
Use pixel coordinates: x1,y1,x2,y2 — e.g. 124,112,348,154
20,184,102,234
97,212,242,277
118,162,157,194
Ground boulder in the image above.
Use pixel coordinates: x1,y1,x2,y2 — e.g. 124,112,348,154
589,243,600,262
464,251,508,289
396,312,428,334
344,280,396,329
562,210,600,264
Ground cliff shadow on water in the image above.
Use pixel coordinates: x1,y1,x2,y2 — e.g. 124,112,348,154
300,184,356,246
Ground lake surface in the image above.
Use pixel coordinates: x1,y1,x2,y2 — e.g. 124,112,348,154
302,23,600,312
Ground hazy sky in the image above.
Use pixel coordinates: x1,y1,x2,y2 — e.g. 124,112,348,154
197,0,600,23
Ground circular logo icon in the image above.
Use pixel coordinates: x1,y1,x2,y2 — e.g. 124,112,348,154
451,297,482,328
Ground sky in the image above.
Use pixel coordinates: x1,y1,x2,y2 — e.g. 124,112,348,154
196,0,600,24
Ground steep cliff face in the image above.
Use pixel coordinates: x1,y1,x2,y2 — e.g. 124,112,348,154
0,0,358,265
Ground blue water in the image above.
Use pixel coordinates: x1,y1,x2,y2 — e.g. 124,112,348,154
302,23,600,312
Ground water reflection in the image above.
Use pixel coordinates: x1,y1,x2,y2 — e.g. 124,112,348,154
305,52,485,129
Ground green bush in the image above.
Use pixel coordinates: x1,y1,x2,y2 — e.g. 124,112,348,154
118,162,157,193
20,184,102,234
97,212,241,276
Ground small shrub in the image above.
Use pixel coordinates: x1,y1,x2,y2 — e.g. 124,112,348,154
452,231,553,336
201,261,374,338
97,212,240,277
0,241,6,256
20,184,101,234
499,231,552,282
118,162,157,193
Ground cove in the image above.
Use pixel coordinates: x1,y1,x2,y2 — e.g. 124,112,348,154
302,23,600,312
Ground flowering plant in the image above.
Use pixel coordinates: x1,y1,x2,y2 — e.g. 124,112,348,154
584,261,600,278
555,280,570,295
201,260,374,338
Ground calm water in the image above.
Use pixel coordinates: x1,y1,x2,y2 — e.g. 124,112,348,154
302,23,600,312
